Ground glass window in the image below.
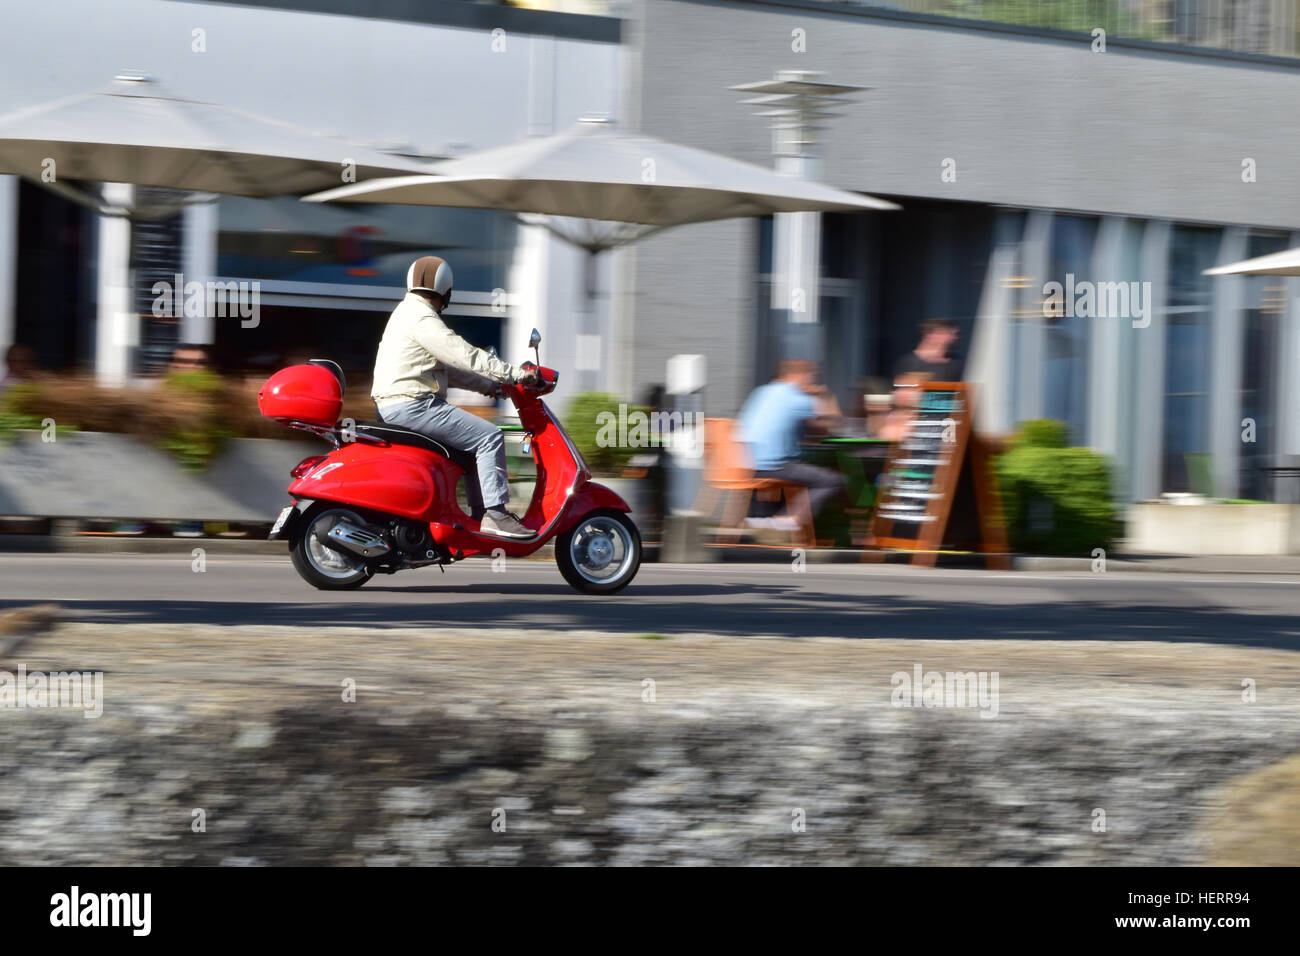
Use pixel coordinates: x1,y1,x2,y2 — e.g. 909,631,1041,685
215,196,517,293
1043,215,1098,444
1162,225,1220,492
1239,232,1290,500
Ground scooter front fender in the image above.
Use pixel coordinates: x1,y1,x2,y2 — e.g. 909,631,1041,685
554,480,633,535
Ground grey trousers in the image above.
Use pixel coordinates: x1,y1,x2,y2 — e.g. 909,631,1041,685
377,394,509,514
753,461,845,518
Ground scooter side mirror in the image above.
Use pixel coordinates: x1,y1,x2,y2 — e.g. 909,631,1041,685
528,329,541,349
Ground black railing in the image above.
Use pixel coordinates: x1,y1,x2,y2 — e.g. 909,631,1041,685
824,0,1299,57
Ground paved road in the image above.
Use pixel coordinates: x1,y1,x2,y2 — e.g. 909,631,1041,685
2,552,1299,649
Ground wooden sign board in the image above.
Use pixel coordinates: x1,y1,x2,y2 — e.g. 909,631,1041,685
869,382,1010,569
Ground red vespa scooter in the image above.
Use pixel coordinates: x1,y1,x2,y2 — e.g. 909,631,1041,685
256,329,640,594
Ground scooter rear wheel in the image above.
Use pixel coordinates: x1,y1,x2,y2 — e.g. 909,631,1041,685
556,509,641,595
290,505,376,590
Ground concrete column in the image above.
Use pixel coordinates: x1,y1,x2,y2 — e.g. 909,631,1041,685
1131,219,1171,501
95,183,136,386
575,248,601,394
0,175,17,377
181,200,218,345
1113,219,1146,503
1014,210,1052,424
504,219,551,419
772,209,822,331
1275,231,1300,459
504,219,598,405
1209,227,1247,499
608,241,636,399
1087,216,1126,456
772,137,822,360
965,242,1017,435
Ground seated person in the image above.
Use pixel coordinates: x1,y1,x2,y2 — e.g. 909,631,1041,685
0,343,37,395
736,359,845,529
894,318,962,386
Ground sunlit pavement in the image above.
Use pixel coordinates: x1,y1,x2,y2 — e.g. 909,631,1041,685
2,552,1299,647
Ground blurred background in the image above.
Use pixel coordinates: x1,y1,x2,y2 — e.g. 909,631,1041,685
5,0,1300,872
3,0,1300,556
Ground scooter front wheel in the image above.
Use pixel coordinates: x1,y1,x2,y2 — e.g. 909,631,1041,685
556,509,641,595
290,505,376,591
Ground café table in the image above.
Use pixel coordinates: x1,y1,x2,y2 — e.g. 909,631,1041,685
819,437,893,511
801,436,894,546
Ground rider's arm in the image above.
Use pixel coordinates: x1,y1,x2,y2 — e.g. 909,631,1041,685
411,313,529,384
446,367,500,396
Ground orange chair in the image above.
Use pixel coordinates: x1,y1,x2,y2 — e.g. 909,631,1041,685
695,417,815,547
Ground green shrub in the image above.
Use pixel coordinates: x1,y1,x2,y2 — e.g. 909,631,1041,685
0,384,78,442
162,368,224,396
158,371,229,471
1,374,226,470
1010,418,1069,450
565,392,647,476
160,426,233,473
0,384,40,441
997,444,1119,556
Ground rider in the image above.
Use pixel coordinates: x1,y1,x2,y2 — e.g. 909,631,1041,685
372,256,538,539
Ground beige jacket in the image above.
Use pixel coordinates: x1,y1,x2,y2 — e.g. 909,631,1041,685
371,292,523,406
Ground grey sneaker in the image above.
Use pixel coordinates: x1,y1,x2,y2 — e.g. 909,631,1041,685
480,509,536,539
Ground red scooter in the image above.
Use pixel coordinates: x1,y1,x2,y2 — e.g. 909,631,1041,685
257,329,640,594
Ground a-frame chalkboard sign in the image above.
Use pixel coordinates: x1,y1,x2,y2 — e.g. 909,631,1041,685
868,382,1010,569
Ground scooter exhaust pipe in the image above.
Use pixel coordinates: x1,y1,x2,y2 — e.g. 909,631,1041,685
321,520,392,558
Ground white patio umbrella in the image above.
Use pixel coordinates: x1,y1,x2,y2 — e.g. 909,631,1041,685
0,73,433,217
304,117,898,252
304,118,898,389
0,73,436,383
1204,246,1300,276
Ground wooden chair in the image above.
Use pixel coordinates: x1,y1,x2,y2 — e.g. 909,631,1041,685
695,417,815,547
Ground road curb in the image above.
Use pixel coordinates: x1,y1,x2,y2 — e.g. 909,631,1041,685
0,534,285,555
3,534,1300,573
1015,555,1300,574
0,534,562,560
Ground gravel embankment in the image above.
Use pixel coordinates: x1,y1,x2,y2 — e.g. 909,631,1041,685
2,620,1298,865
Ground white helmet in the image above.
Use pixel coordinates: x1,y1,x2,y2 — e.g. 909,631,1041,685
406,256,454,297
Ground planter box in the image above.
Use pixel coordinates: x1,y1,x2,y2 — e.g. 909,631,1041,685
0,428,656,528
0,431,319,521
1126,502,1300,555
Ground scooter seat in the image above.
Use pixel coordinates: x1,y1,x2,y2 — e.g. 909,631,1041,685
350,421,461,462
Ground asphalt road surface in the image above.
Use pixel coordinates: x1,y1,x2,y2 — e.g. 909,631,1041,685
2,553,1299,649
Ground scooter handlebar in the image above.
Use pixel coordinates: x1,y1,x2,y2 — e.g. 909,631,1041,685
518,362,558,391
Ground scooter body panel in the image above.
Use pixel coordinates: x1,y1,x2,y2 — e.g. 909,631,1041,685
287,442,445,520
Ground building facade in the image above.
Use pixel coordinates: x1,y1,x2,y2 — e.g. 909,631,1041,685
618,0,1300,502
0,0,624,388
4,0,1300,505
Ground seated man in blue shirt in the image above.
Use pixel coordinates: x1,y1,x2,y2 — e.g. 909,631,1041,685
736,359,845,528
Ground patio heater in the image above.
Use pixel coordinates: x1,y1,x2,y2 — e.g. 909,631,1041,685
732,71,865,362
